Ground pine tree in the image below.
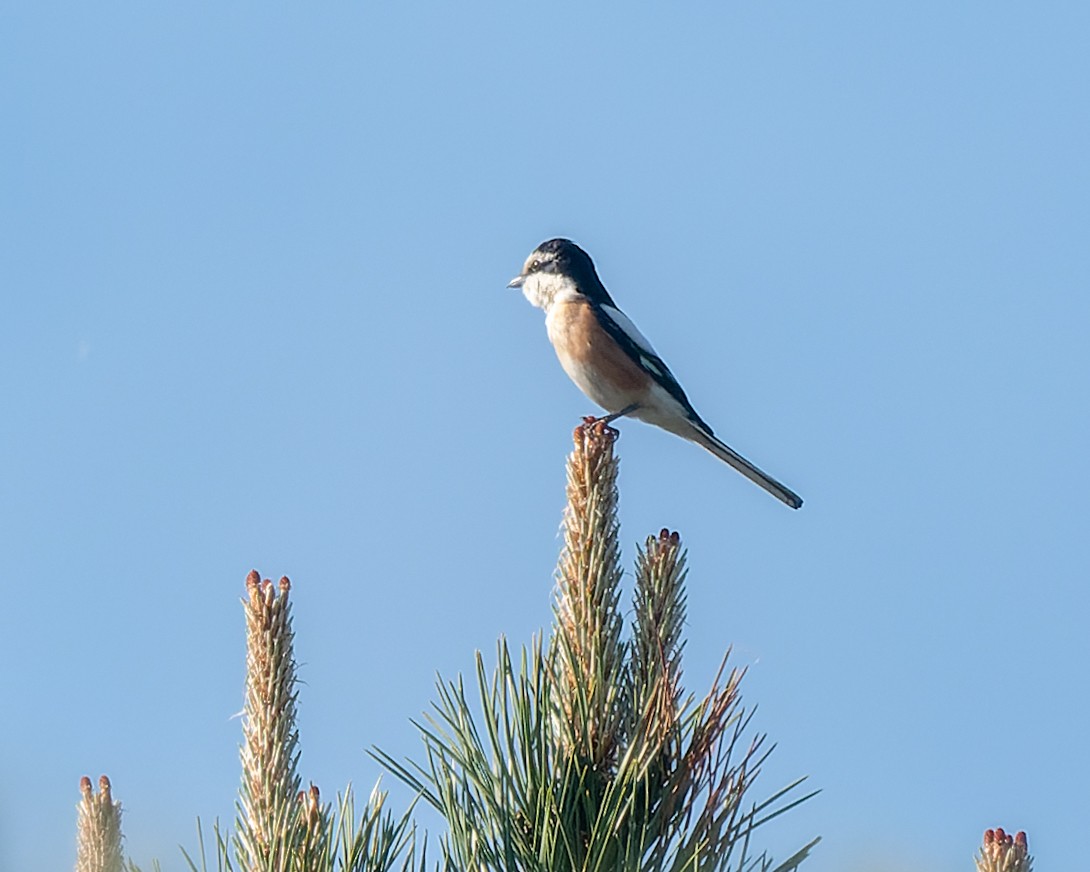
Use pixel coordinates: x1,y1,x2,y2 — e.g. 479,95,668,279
375,420,818,872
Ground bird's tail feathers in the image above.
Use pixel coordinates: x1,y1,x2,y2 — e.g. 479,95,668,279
691,425,803,509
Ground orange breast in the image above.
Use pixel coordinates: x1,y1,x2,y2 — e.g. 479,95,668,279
546,299,653,410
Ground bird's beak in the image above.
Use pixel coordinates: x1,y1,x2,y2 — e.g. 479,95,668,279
507,274,525,289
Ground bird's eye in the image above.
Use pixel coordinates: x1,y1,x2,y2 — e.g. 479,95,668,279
529,259,541,272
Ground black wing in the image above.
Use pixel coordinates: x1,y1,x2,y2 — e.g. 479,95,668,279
590,301,714,433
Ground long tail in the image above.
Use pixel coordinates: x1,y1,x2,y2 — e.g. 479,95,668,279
690,425,803,509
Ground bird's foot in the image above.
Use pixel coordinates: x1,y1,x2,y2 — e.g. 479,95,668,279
577,404,639,439
594,403,640,426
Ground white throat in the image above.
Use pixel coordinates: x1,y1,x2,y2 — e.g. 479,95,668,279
521,272,581,313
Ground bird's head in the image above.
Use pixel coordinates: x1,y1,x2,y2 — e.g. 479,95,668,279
508,238,612,310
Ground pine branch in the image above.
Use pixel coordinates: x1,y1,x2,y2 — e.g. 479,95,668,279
235,572,304,871
551,420,627,774
629,529,688,790
976,828,1033,872
75,775,125,872
376,419,817,871
227,571,417,872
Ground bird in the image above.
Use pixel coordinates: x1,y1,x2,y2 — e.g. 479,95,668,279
508,238,803,509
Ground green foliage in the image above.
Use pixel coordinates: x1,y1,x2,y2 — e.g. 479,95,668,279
181,786,419,872
377,634,815,872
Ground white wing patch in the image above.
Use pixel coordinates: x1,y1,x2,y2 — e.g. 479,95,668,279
600,304,658,357
600,303,671,378
639,354,666,378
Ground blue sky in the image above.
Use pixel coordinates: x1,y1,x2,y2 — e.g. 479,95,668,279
3,3,1088,870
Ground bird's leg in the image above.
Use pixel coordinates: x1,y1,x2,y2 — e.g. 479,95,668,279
595,403,641,425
